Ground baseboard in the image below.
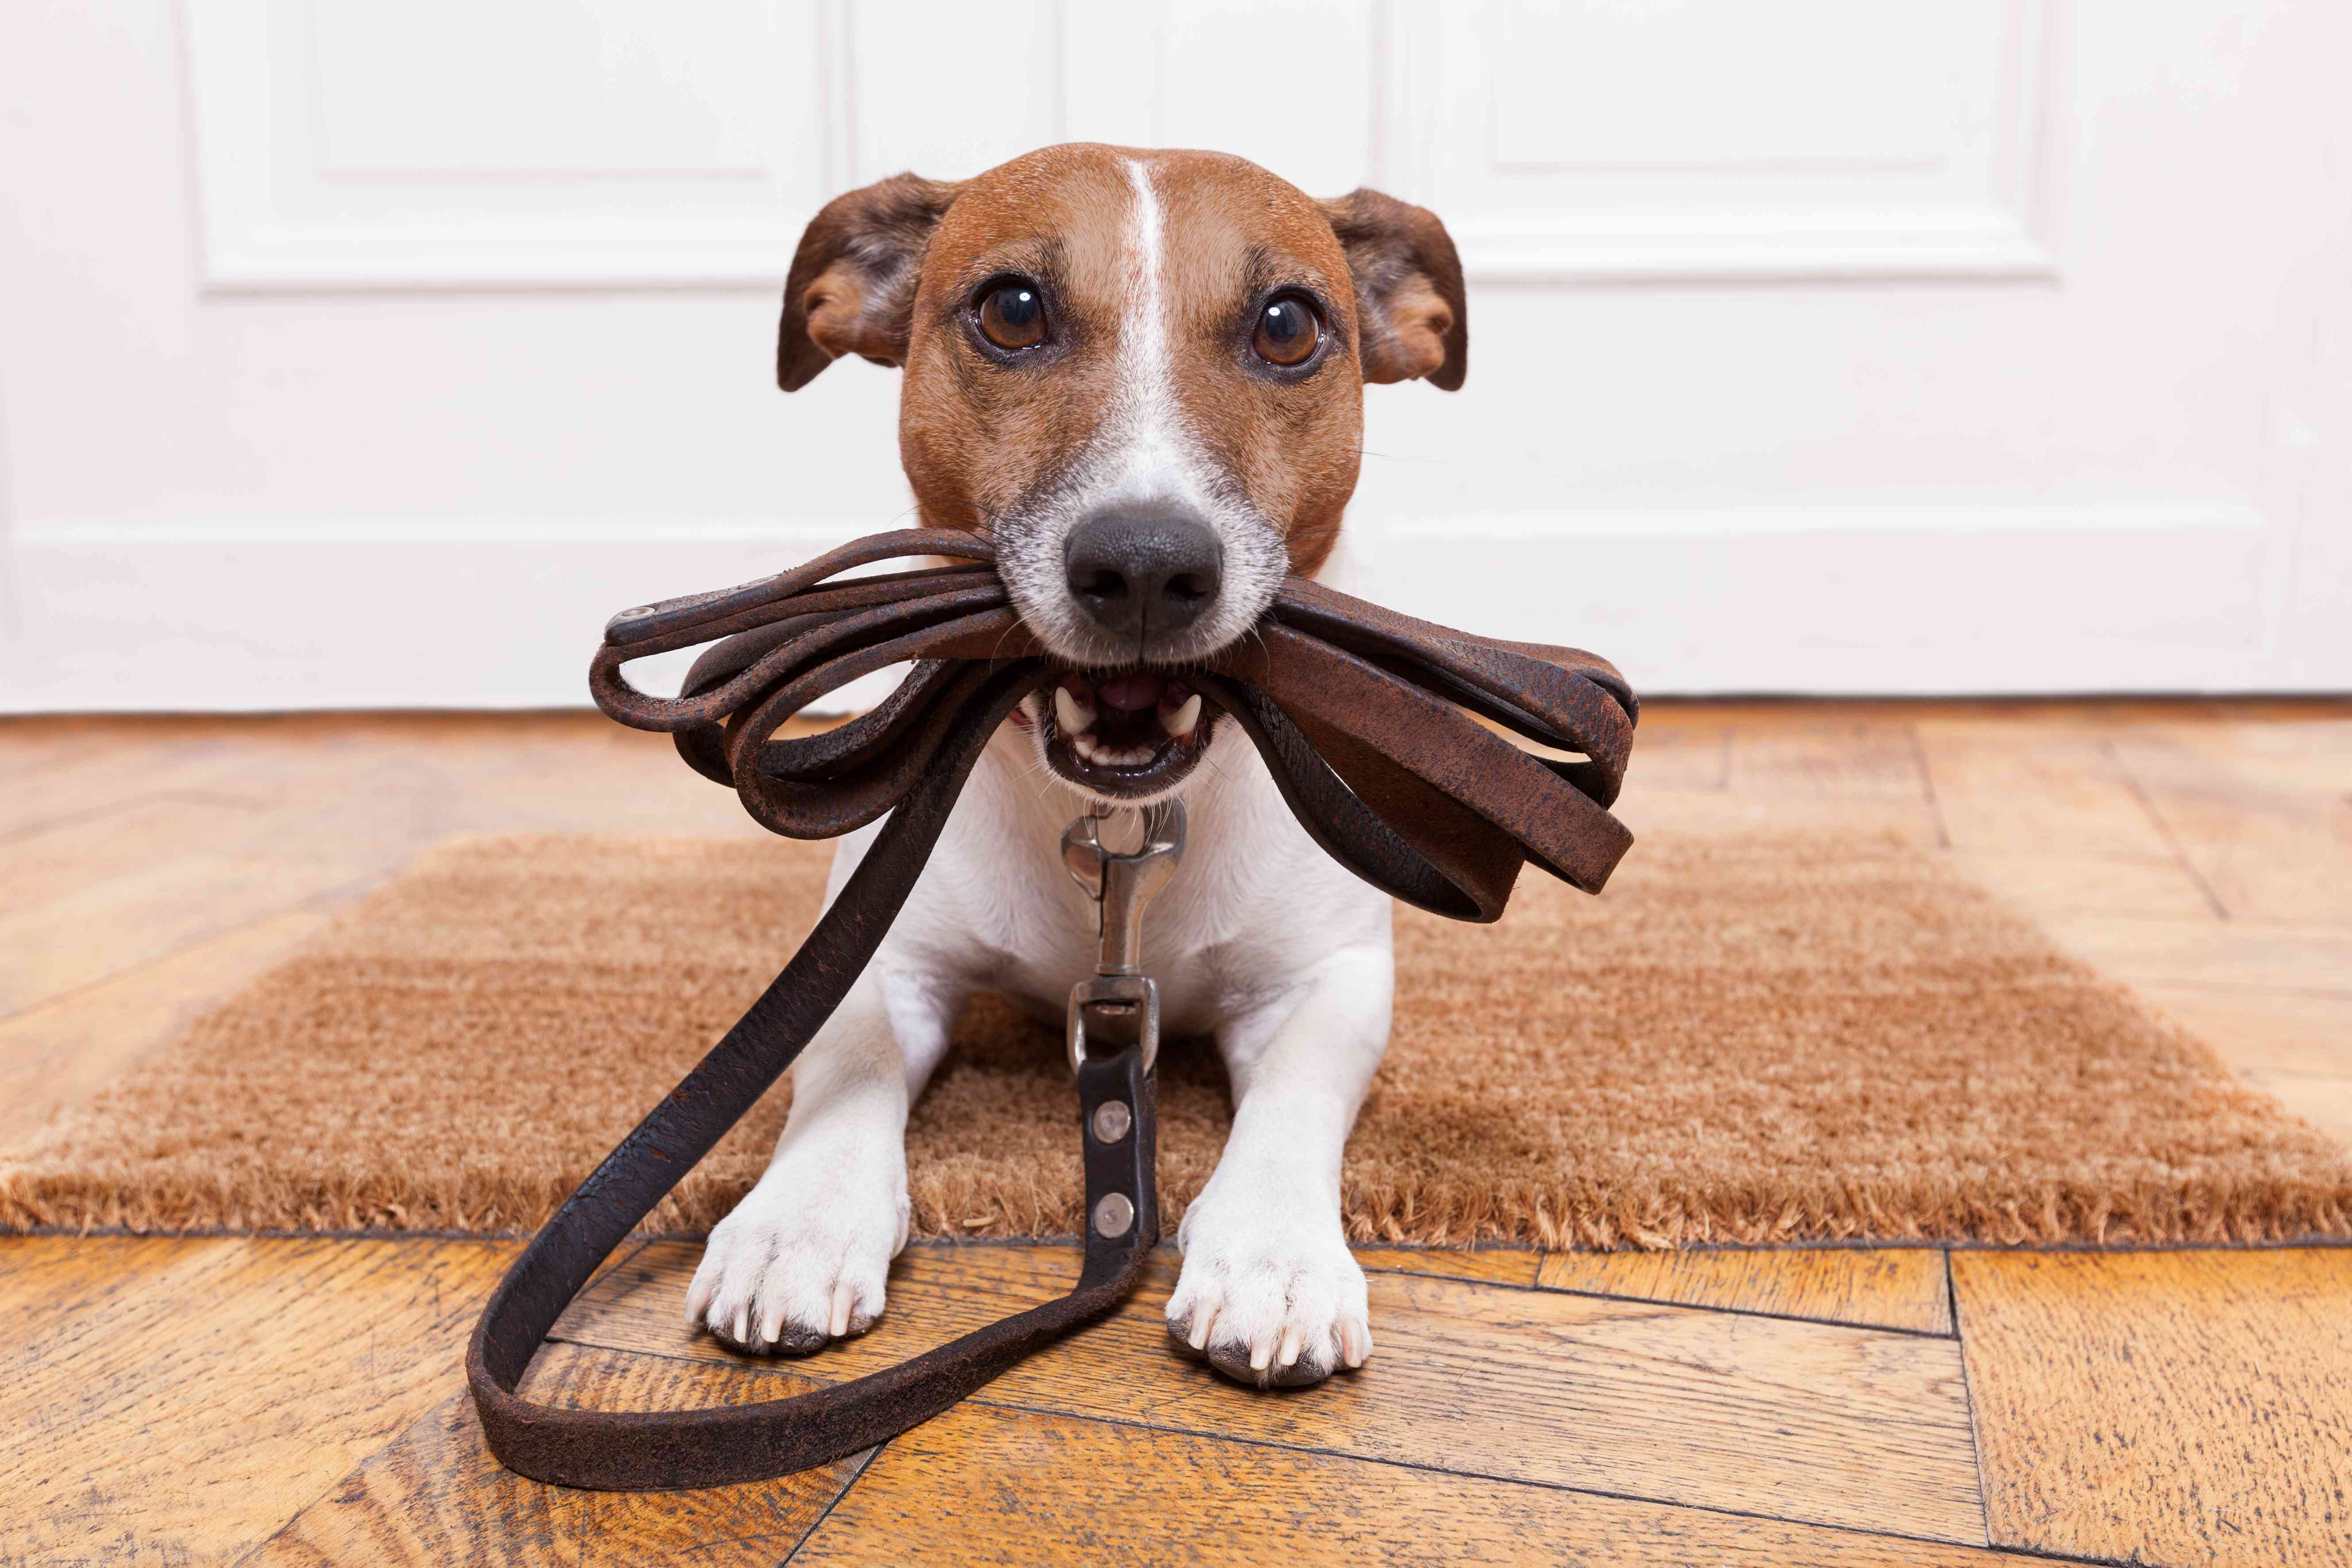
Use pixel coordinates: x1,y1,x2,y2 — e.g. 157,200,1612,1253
0,506,2333,714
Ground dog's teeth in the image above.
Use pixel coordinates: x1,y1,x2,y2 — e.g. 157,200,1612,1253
1054,688,1095,736
1070,733,1100,764
1161,693,1201,739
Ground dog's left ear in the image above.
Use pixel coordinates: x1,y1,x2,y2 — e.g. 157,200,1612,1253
777,172,965,391
1319,189,1468,390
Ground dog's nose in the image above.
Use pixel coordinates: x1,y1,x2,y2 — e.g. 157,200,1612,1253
1062,506,1224,644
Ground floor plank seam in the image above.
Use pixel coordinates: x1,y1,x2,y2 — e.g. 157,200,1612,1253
541,1262,1965,1345
2102,737,2231,921
218,1381,492,1568
1907,725,1955,850
1515,1280,1961,1339
782,1438,889,1564
1944,1248,1999,1551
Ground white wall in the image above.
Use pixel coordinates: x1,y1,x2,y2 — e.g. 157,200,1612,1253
1,0,2345,712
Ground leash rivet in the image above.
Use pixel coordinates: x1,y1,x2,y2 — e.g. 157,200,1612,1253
1091,1100,1133,1144
1092,1192,1136,1239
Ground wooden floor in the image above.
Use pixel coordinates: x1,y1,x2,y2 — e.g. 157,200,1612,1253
3,700,2348,1566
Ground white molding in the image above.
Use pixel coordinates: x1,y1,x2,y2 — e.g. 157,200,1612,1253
179,0,2058,290
180,0,835,292
2,505,2339,716
1396,0,2063,285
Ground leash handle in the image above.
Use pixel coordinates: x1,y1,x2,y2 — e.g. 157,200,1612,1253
467,667,1163,1491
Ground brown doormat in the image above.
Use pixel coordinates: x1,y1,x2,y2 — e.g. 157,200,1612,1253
4,832,2346,1247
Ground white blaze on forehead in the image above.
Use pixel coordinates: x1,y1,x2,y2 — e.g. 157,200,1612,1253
1107,157,1192,493
986,153,1290,669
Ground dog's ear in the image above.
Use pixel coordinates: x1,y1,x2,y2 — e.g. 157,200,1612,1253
777,173,965,392
1318,189,1468,391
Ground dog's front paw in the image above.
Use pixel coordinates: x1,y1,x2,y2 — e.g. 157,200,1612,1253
682,1148,908,1356
1164,1186,1372,1389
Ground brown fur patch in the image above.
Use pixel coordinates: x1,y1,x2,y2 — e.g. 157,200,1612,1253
780,146,1470,577
1320,188,1469,390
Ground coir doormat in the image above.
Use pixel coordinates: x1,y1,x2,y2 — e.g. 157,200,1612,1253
4,832,2346,1247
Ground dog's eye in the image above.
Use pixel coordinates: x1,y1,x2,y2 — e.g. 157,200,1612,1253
1251,295,1322,368
976,281,1047,351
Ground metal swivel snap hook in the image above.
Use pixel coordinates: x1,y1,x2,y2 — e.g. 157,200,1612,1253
1060,800,1186,1077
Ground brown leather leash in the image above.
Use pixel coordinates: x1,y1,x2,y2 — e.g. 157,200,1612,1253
467,528,1636,1490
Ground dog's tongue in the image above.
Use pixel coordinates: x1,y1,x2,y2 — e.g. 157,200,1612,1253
1095,672,1164,713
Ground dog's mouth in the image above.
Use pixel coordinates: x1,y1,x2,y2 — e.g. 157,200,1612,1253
1035,668,1219,798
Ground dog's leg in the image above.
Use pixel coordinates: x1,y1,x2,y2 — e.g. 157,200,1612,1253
684,965,962,1354
1166,937,1393,1387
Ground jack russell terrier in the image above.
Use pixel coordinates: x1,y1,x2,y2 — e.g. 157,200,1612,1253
683,143,1467,1388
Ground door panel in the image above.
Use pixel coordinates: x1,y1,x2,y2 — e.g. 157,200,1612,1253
1,1,2343,710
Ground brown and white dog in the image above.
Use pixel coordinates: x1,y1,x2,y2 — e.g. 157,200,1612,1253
683,144,1466,1387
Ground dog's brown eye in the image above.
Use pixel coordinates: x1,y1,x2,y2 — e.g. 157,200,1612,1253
976,281,1047,351
1251,295,1321,367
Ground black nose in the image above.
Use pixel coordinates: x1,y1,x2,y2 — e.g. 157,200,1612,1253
1062,505,1224,644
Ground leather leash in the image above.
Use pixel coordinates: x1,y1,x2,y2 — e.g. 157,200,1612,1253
468,528,1635,1490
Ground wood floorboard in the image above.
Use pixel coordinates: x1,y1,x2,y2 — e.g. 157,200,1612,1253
2136,988,2352,1081
2036,914,2352,996
1621,723,1732,792
0,740,262,838
2128,716,2352,794
1953,1248,2352,1568
1913,725,2179,860
241,1342,866,1568
1617,789,1948,848
554,1241,1988,1544
1726,723,1936,802
2108,729,2352,926
1353,1244,1544,1287
2135,988,2352,1146
0,1236,515,1568
1943,851,2220,922
793,1401,2037,1567
1533,1246,1954,1335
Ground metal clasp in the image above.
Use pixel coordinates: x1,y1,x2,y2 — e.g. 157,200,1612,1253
1061,801,1185,1076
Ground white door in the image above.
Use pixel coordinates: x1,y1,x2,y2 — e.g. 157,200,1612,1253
2,1,2345,710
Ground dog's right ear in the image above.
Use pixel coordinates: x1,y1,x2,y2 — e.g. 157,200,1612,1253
777,173,964,392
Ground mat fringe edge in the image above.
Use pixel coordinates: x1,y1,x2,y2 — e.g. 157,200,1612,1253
6,1167,2347,1249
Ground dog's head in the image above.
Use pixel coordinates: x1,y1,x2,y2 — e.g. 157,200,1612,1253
777,144,1466,801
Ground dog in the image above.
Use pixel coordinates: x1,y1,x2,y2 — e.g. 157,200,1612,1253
683,143,1467,1388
